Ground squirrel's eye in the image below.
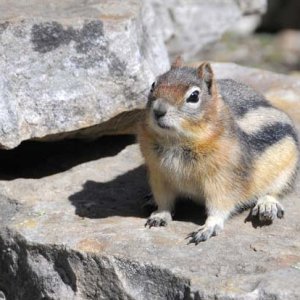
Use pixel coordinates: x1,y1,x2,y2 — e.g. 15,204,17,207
150,82,156,93
186,90,199,103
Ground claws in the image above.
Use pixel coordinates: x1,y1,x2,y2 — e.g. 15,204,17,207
186,225,215,245
145,217,168,228
252,196,285,222
277,206,284,219
145,210,172,228
185,232,195,239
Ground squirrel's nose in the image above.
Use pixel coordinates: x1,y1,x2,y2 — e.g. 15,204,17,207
153,108,166,120
153,102,167,120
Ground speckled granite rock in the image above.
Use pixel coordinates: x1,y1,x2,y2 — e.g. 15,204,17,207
0,64,300,299
0,0,169,149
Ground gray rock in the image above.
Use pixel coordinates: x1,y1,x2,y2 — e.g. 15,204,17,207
236,0,267,15
149,0,267,59
0,0,268,149
0,64,300,299
0,291,5,300
0,0,169,149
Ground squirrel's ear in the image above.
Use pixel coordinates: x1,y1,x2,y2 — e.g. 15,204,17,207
197,62,215,95
171,56,183,69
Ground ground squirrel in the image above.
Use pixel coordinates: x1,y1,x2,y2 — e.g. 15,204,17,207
138,58,299,244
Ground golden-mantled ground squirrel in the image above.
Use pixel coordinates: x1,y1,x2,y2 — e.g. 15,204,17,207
138,58,299,244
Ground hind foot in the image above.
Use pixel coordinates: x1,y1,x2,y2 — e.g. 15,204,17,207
252,195,284,222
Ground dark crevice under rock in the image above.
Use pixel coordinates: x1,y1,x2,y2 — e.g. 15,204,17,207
0,135,135,180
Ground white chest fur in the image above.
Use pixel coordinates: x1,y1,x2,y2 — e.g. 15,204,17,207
152,143,203,198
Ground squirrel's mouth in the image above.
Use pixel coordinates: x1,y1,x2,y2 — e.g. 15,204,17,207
157,119,171,130
154,117,173,131
149,113,174,132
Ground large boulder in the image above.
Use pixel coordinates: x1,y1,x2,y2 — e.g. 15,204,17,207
0,64,300,299
0,0,268,150
0,0,169,149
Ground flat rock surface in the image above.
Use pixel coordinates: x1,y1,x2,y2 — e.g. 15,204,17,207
0,64,300,300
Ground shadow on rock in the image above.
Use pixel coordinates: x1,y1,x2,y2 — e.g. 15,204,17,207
244,210,273,228
69,168,207,226
0,135,135,180
69,166,150,219
174,200,207,226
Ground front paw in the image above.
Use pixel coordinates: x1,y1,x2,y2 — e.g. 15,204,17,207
145,211,172,228
187,219,224,245
252,195,284,222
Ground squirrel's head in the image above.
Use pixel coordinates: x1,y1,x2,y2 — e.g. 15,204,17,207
146,57,219,138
